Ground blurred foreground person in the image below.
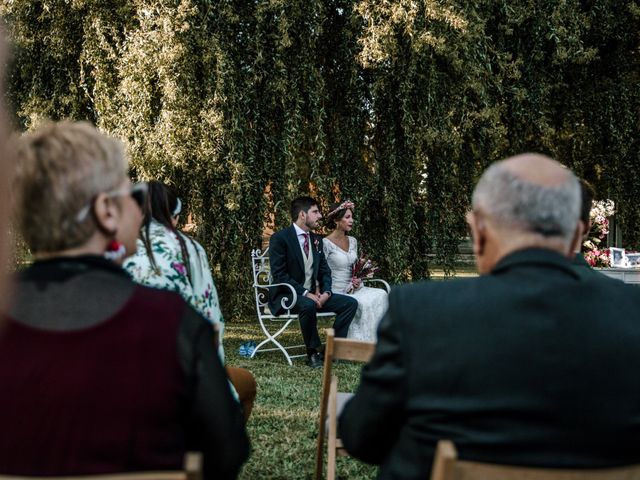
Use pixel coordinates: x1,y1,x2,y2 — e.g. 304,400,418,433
0,121,249,478
125,181,256,422
340,154,640,479
0,30,12,312
574,178,596,270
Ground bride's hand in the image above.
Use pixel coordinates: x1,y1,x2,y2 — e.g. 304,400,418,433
352,278,362,290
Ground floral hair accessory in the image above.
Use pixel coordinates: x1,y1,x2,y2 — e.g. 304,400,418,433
328,200,355,218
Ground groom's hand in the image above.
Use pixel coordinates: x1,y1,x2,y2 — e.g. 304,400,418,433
317,292,330,308
306,292,322,308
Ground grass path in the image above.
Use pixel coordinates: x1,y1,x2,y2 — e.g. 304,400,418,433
224,320,377,479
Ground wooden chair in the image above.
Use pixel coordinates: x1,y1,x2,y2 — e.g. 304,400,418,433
0,452,202,480
314,328,376,480
250,247,335,365
431,440,640,480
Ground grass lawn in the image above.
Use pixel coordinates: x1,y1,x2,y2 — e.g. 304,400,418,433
224,318,378,480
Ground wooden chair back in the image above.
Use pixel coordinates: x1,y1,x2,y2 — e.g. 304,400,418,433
0,452,202,480
431,440,640,480
315,328,376,480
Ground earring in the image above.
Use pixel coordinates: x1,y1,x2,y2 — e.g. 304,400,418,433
104,239,126,262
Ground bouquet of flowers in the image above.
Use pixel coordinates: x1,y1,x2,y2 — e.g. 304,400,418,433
347,256,380,293
582,199,615,267
583,248,611,268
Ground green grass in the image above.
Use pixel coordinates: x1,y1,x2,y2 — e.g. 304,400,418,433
224,319,378,480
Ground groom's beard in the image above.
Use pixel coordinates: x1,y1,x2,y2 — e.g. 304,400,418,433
305,219,318,230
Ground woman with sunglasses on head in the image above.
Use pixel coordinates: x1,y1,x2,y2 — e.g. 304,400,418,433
0,121,249,479
124,181,257,423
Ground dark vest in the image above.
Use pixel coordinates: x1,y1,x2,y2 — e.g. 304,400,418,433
0,286,188,476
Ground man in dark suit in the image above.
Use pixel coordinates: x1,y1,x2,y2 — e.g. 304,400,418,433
339,154,640,479
269,196,357,368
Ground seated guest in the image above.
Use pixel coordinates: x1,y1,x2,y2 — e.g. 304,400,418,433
0,121,249,478
339,153,640,479
0,30,11,312
125,181,256,421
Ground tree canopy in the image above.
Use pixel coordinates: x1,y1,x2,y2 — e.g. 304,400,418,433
2,0,638,317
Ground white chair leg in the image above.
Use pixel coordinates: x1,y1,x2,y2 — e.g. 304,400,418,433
251,318,296,365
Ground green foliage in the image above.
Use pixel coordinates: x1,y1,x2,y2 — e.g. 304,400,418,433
2,0,638,317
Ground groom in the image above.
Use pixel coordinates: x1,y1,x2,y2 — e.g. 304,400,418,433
269,196,357,368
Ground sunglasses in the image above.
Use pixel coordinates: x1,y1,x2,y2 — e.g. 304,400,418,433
75,182,148,223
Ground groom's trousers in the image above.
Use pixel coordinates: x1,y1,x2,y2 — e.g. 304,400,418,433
292,293,358,350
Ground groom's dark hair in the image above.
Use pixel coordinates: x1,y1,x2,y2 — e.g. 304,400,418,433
291,196,319,222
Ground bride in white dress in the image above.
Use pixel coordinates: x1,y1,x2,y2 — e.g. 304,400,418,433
323,201,388,341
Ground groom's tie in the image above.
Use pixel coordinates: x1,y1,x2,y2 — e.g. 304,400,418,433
303,233,309,257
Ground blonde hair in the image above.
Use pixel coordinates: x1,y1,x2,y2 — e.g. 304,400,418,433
14,121,127,253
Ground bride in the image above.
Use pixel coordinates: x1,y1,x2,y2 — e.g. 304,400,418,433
323,200,388,341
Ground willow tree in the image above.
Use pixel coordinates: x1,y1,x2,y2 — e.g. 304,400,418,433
2,0,638,317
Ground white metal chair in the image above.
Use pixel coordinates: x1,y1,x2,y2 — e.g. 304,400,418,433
250,247,334,365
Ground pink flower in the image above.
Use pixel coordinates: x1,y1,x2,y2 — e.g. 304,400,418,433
172,262,187,276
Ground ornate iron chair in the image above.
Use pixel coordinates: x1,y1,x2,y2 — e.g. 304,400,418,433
251,247,334,365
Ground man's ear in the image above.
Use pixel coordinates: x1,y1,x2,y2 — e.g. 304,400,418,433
581,219,591,239
568,221,584,257
93,193,119,236
467,211,486,258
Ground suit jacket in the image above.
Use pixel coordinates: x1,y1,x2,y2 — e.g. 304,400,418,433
572,252,592,269
268,225,332,315
339,248,640,479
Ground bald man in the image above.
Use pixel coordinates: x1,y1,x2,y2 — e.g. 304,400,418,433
339,154,640,479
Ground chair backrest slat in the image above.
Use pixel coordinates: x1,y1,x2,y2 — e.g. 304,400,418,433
0,453,202,480
431,440,640,480
251,248,272,286
332,337,376,363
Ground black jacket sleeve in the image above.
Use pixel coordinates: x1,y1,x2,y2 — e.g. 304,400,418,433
269,230,306,295
178,306,250,480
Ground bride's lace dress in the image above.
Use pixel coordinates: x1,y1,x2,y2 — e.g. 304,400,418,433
323,236,389,341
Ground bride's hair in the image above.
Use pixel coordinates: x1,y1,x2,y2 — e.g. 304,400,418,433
326,200,354,229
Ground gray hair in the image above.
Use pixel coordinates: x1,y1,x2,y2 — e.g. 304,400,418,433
472,162,580,240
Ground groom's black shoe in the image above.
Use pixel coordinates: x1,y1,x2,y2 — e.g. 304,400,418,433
306,352,323,369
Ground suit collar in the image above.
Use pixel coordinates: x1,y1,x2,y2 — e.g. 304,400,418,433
286,225,318,270
572,252,591,268
292,223,309,237
491,248,579,279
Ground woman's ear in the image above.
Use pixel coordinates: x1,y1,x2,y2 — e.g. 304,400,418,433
93,193,120,236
